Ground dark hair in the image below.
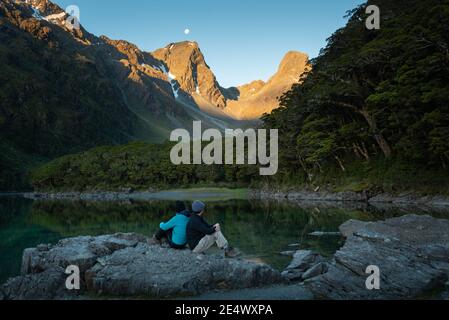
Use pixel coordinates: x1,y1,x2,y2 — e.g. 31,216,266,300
175,201,186,213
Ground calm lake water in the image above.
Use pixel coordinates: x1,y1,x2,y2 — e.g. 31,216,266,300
1,192,449,283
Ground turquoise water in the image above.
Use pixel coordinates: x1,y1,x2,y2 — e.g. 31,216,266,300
1,194,448,283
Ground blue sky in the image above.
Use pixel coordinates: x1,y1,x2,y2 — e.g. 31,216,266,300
54,0,364,87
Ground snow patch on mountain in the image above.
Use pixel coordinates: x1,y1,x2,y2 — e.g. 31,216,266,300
168,72,179,98
31,7,43,20
159,65,179,99
29,5,67,25
168,72,176,80
44,12,66,21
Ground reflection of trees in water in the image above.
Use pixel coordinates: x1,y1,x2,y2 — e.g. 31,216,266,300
29,200,176,236
20,198,449,259
0,197,33,226
4,197,449,274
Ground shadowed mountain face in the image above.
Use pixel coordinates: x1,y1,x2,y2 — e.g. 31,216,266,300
1,0,309,139
0,0,309,189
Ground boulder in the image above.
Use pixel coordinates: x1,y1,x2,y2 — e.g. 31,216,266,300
302,262,328,280
1,267,73,300
281,250,325,281
2,233,282,299
86,243,282,298
339,220,369,238
306,215,449,299
21,233,145,275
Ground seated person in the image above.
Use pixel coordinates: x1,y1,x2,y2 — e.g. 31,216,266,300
151,201,190,249
186,200,239,257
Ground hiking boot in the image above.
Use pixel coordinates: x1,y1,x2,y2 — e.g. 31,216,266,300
224,246,241,258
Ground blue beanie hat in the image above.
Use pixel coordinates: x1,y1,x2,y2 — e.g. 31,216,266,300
192,200,206,213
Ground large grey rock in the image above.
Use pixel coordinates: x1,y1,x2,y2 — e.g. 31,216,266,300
302,262,328,280
1,267,73,300
339,220,369,238
85,243,282,298
2,233,282,299
21,233,145,275
307,215,449,299
281,250,325,281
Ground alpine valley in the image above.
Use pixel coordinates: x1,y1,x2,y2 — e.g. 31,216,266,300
0,0,309,190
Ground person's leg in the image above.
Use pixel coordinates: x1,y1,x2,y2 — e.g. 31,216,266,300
193,231,229,254
214,231,229,249
165,230,186,249
154,228,168,241
193,234,216,253
165,229,173,243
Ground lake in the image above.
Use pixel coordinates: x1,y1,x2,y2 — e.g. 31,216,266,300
1,190,449,283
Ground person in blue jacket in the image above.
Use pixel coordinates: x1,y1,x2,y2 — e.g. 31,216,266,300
151,201,191,249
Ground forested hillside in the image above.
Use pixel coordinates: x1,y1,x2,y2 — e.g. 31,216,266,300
262,0,449,193
30,142,258,191
13,0,449,195
0,1,139,190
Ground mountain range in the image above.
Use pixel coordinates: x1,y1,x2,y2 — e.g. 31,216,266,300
0,0,309,189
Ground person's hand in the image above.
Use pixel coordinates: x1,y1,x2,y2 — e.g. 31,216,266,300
214,223,221,232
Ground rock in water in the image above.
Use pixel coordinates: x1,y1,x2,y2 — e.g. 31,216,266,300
306,214,449,299
281,250,325,281
302,262,328,280
1,233,282,300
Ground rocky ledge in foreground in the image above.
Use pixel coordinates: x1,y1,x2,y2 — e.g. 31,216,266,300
0,234,282,300
2,214,448,300
297,214,449,299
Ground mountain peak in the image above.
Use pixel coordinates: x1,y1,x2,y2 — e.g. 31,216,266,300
224,50,310,120
166,41,199,50
22,0,62,16
267,51,309,83
276,51,309,77
152,41,227,109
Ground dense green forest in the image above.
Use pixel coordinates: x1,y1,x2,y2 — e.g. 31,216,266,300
262,0,449,193
0,1,170,191
5,0,449,195
0,10,136,190
30,142,259,191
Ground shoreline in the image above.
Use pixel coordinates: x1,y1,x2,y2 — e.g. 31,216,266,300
248,188,449,208
1,188,449,208
10,188,248,202
1,187,449,208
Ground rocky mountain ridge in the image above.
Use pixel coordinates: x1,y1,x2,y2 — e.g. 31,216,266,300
0,0,309,190
6,0,310,126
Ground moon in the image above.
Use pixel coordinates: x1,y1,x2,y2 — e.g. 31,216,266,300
184,28,190,35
